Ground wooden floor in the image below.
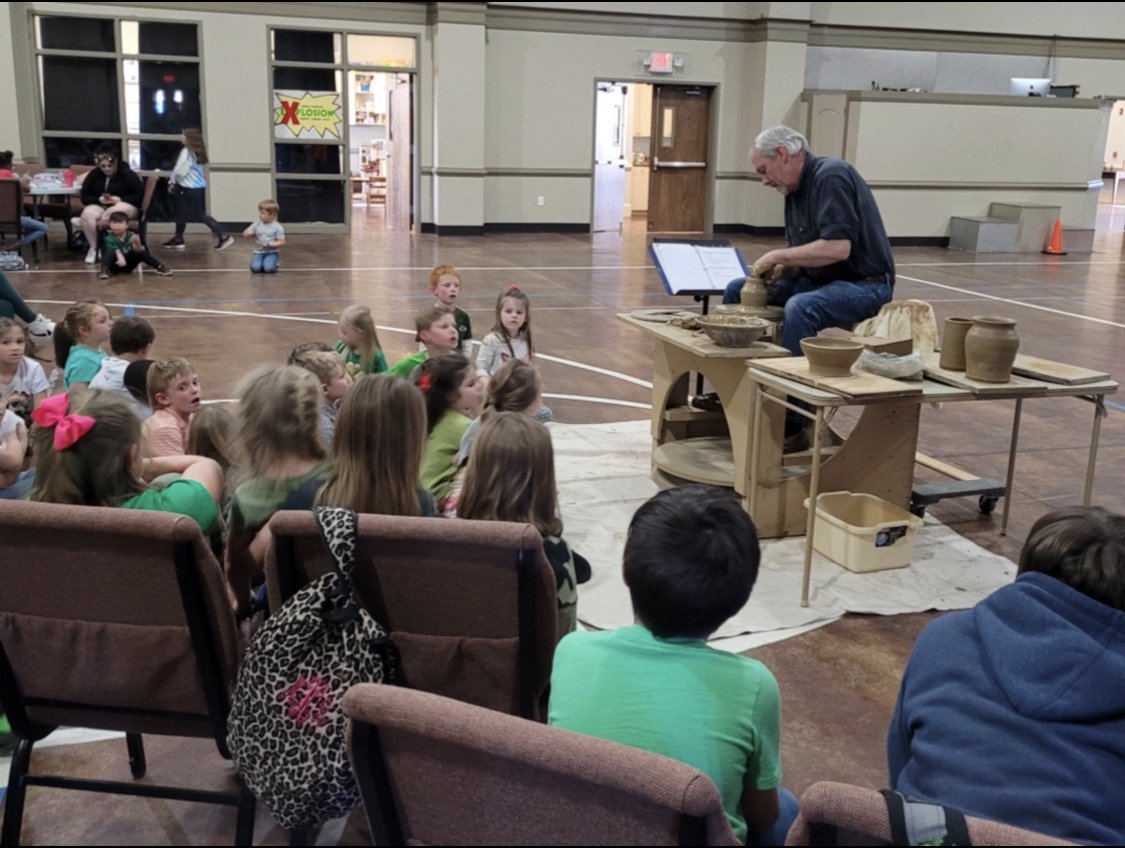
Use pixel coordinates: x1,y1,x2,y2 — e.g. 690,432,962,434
4,197,1124,843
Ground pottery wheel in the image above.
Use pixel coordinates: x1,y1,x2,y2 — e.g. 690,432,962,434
630,308,699,323
717,305,784,320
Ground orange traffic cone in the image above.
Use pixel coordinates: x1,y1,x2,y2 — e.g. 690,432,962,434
1043,219,1067,255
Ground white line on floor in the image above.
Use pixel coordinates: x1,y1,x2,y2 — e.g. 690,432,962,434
896,275,1125,329
15,264,655,274
898,260,1125,267
29,299,656,390
543,392,653,409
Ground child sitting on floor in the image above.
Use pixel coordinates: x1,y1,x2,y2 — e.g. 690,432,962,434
226,365,329,618
290,348,352,446
142,357,200,458
89,315,155,419
99,211,172,279
55,299,111,390
476,285,551,420
242,198,285,273
335,305,388,378
429,264,472,355
416,353,481,505
458,412,583,639
548,485,799,846
388,305,461,379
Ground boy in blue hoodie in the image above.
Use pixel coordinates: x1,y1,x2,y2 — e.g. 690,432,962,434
888,506,1125,844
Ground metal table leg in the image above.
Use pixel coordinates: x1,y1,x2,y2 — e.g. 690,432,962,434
1000,398,1023,536
801,407,825,608
1083,395,1107,505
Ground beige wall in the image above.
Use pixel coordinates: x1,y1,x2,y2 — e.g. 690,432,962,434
808,2,1125,39
488,2,768,19
8,2,1125,234
0,9,20,160
827,94,1109,235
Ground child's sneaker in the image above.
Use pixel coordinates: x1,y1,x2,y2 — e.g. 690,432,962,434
25,313,55,343
97,270,110,280
215,235,234,251
155,264,173,276
162,238,186,249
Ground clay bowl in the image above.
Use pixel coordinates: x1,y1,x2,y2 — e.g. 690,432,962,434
696,314,769,347
800,336,865,377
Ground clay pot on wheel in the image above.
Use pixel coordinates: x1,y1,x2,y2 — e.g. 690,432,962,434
740,273,770,308
964,316,1019,383
938,317,973,371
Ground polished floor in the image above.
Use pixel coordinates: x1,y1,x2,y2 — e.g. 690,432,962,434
4,197,1124,843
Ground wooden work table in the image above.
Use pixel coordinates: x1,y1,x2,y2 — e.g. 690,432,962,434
618,313,787,492
747,357,1117,605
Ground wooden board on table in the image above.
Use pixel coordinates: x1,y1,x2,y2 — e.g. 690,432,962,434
1010,354,1110,386
751,356,923,399
922,353,1049,396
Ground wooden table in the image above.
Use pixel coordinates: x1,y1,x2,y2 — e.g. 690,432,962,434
746,356,1117,606
618,313,788,494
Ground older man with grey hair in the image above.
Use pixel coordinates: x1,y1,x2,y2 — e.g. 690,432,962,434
724,125,894,358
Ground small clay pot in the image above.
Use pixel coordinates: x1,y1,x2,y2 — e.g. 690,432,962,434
800,336,865,377
740,273,769,308
965,316,1020,383
938,317,973,371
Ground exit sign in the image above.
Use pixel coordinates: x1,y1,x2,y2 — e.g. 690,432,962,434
649,52,673,73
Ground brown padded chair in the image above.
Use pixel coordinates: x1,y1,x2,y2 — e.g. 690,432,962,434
266,511,558,720
0,178,25,254
343,683,741,846
784,781,1076,846
0,500,255,846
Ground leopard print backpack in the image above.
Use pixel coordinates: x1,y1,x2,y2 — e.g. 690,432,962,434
227,506,402,831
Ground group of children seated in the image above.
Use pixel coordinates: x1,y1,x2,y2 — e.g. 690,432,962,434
2,260,1123,845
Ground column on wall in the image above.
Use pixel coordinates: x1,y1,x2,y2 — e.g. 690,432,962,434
428,3,486,234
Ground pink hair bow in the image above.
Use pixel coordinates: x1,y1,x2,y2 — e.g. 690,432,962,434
30,393,96,450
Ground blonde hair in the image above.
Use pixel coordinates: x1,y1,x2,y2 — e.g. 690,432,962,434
291,349,345,385
339,304,384,372
187,403,237,472
428,264,460,290
490,286,534,359
485,359,541,413
29,390,146,506
458,412,562,537
317,375,426,516
258,198,279,215
54,299,106,369
146,357,195,409
234,365,325,478
414,304,452,344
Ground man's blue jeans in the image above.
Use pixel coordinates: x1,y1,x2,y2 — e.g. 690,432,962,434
722,276,892,356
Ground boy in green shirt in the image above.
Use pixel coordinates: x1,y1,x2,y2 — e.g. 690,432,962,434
549,486,798,845
387,304,461,379
99,211,172,280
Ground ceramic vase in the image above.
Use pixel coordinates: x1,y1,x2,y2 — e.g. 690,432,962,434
938,317,973,371
740,273,769,308
965,316,1020,383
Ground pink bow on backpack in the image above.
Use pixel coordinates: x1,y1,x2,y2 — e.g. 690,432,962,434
31,393,96,450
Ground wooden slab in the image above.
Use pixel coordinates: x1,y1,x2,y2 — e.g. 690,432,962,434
618,313,789,359
922,353,1049,396
751,356,923,399
1010,354,1110,386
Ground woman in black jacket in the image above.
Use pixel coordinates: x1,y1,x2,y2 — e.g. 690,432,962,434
78,144,144,265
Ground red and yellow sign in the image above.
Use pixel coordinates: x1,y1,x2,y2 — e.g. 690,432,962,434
273,90,343,139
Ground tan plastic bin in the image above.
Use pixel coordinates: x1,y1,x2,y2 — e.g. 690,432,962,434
803,491,924,573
